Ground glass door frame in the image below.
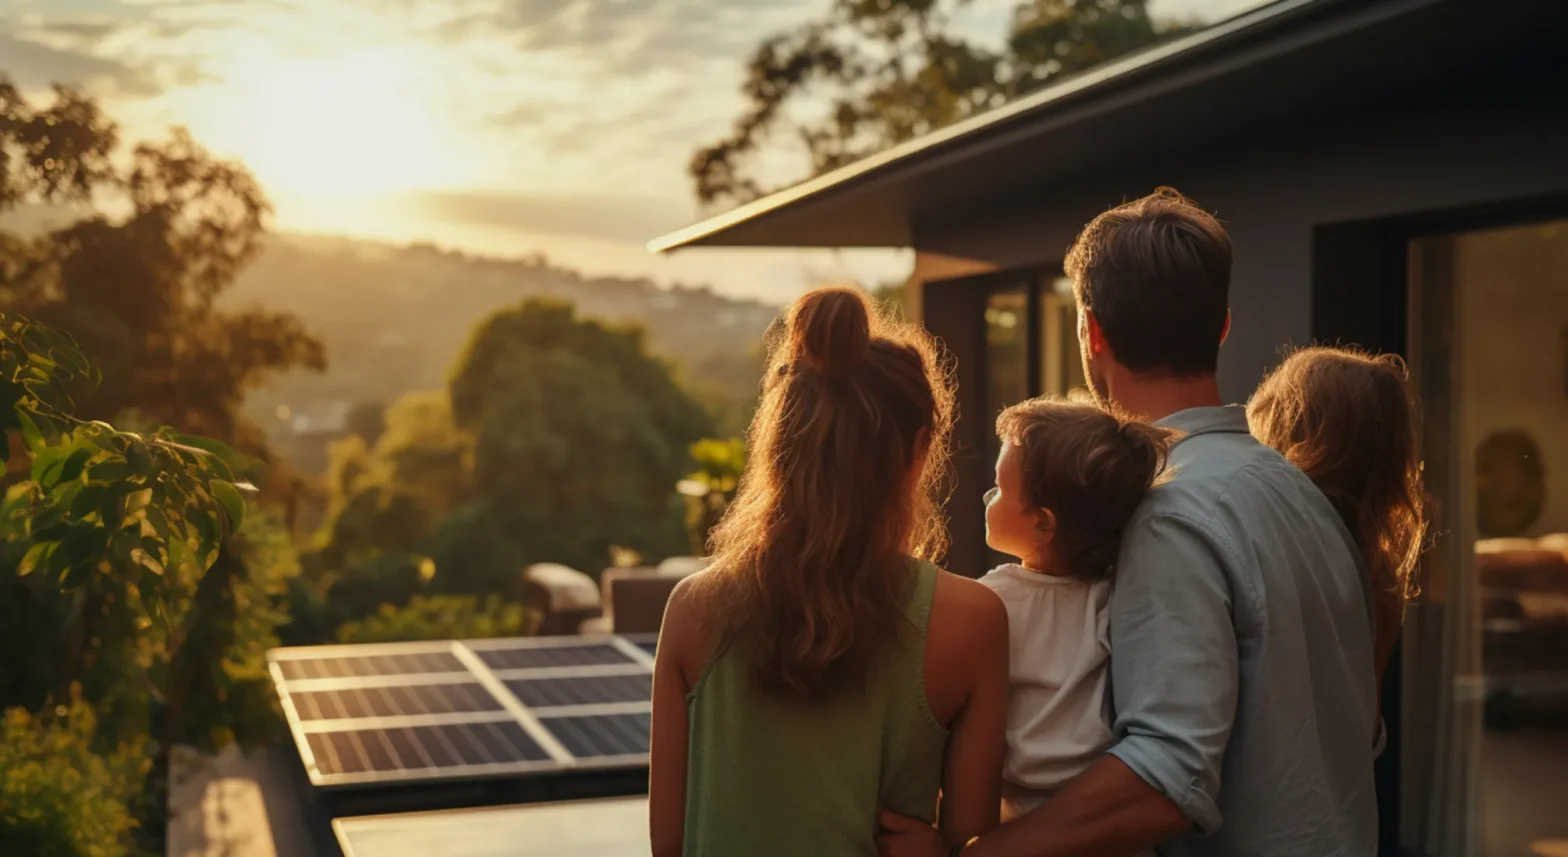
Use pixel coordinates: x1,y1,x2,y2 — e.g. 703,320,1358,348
1312,191,1568,857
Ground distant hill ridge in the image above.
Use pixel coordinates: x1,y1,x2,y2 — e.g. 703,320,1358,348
229,234,776,475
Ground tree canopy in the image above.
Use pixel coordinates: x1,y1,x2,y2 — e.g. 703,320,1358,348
301,300,712,636
691,0,1194,206
0,81,324,483
439,299,712,580
1,80,306,855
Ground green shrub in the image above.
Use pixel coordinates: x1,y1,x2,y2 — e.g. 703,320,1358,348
335,594,537,644
0,690,147,857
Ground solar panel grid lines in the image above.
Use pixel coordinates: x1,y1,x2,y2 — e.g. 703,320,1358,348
448,640,577,767
266,634,659,789
608,634,658,668
503,673,651,708
485,662,650,681
537,712,652,762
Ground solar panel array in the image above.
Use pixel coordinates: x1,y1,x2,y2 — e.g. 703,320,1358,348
268,634,659,788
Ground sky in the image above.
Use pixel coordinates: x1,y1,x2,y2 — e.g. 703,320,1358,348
0,0,1271,301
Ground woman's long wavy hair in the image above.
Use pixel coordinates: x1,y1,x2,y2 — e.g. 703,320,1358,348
703,287,955,698
1247,346,1428,603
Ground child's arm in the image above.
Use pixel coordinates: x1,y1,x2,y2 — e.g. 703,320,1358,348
649,578,704,857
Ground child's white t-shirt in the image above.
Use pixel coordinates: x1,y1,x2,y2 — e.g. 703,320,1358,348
978,563,1115,815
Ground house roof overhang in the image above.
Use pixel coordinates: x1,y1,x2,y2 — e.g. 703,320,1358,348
649,0,1568,252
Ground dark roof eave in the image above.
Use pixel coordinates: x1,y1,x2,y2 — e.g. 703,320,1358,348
647,0,1336,253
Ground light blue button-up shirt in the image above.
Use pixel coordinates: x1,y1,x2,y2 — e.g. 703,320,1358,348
1107,406,1378,857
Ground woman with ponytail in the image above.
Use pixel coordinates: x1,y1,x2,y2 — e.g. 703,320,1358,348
649,287,1010,857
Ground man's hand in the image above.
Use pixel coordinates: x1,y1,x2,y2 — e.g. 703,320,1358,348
875,809,948,857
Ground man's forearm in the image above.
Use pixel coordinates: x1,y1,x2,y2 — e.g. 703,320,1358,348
966,755,1191,857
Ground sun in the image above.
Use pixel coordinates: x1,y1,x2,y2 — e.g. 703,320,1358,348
216,49,455,198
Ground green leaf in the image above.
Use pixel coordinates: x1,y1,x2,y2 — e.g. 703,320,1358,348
17,540,58,576
88,460,133,483
140,535,168,570
193,508,217,547
211,480,245,532
57,446,93,484
68,483,108,520
59,560,93,590
124,441,153,478
144,505,173,542
16,408,42,449
170,434,240,480
30,444,69,487
167,538,189,572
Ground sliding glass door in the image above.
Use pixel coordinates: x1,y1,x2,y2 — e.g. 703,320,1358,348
1405,218,1568,857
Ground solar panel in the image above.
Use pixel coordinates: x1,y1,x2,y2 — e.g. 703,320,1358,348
267,635,658,788
473,642,634,670
290,683,502,721
620,633,659,658
537,713,651,759
334,797,652,857
505,674,650,708
305,722,551,776
277,651,465,681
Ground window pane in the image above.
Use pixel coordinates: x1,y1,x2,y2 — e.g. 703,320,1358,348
1039,277,1086,397
984,285,1031,570
985,287,1031,417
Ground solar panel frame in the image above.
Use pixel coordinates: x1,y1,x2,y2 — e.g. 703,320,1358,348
268,634,658,790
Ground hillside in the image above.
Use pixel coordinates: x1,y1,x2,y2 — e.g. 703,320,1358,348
228,234,776,478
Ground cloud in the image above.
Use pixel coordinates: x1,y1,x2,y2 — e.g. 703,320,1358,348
0,32,162,96
444,0,808,72
411,190,693,244
34,20,124,45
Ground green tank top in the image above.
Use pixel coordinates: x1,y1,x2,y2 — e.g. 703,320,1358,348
682,559,948,857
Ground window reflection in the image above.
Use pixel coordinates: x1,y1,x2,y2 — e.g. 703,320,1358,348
1408,219,1568,857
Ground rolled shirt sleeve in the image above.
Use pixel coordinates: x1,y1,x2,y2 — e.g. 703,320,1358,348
1106,513,1239,835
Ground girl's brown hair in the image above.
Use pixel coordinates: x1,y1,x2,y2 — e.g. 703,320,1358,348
703,287,955,698
1247,346,1428,603
996,397,1173,579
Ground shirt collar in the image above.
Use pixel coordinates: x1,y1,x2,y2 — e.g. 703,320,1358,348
1155,405,1251,441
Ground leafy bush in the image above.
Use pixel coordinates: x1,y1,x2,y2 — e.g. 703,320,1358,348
679,437,746,555
0,689,147,857
336,594,537,644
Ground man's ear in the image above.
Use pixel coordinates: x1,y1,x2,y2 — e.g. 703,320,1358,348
1084,310,1108,357
1220,311,1231,346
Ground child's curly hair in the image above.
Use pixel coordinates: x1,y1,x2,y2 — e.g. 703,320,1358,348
996,396,1173,580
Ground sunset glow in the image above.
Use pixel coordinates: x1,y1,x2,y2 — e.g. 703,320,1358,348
215,50,457,197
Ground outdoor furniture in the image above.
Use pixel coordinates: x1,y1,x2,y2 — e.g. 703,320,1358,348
583,557,710,636
522,563,603,636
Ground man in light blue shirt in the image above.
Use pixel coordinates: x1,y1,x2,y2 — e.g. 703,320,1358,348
878,188,1378,857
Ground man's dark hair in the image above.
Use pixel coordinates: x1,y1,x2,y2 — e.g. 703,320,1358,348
1064,187,1232,376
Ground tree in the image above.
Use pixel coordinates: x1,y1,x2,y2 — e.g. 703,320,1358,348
0,80,324,482
691,0,1196,206
442,300,712,583
0,312,252,855
313,391,473,573
678,437,747,555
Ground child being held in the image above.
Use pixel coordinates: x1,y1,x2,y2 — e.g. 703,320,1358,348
1247,345,1428,748
979,397,1172,820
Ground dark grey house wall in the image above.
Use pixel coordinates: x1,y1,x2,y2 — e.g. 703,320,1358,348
912,96,1568,404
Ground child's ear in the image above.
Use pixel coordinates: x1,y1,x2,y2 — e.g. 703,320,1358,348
1034,507,1056,542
